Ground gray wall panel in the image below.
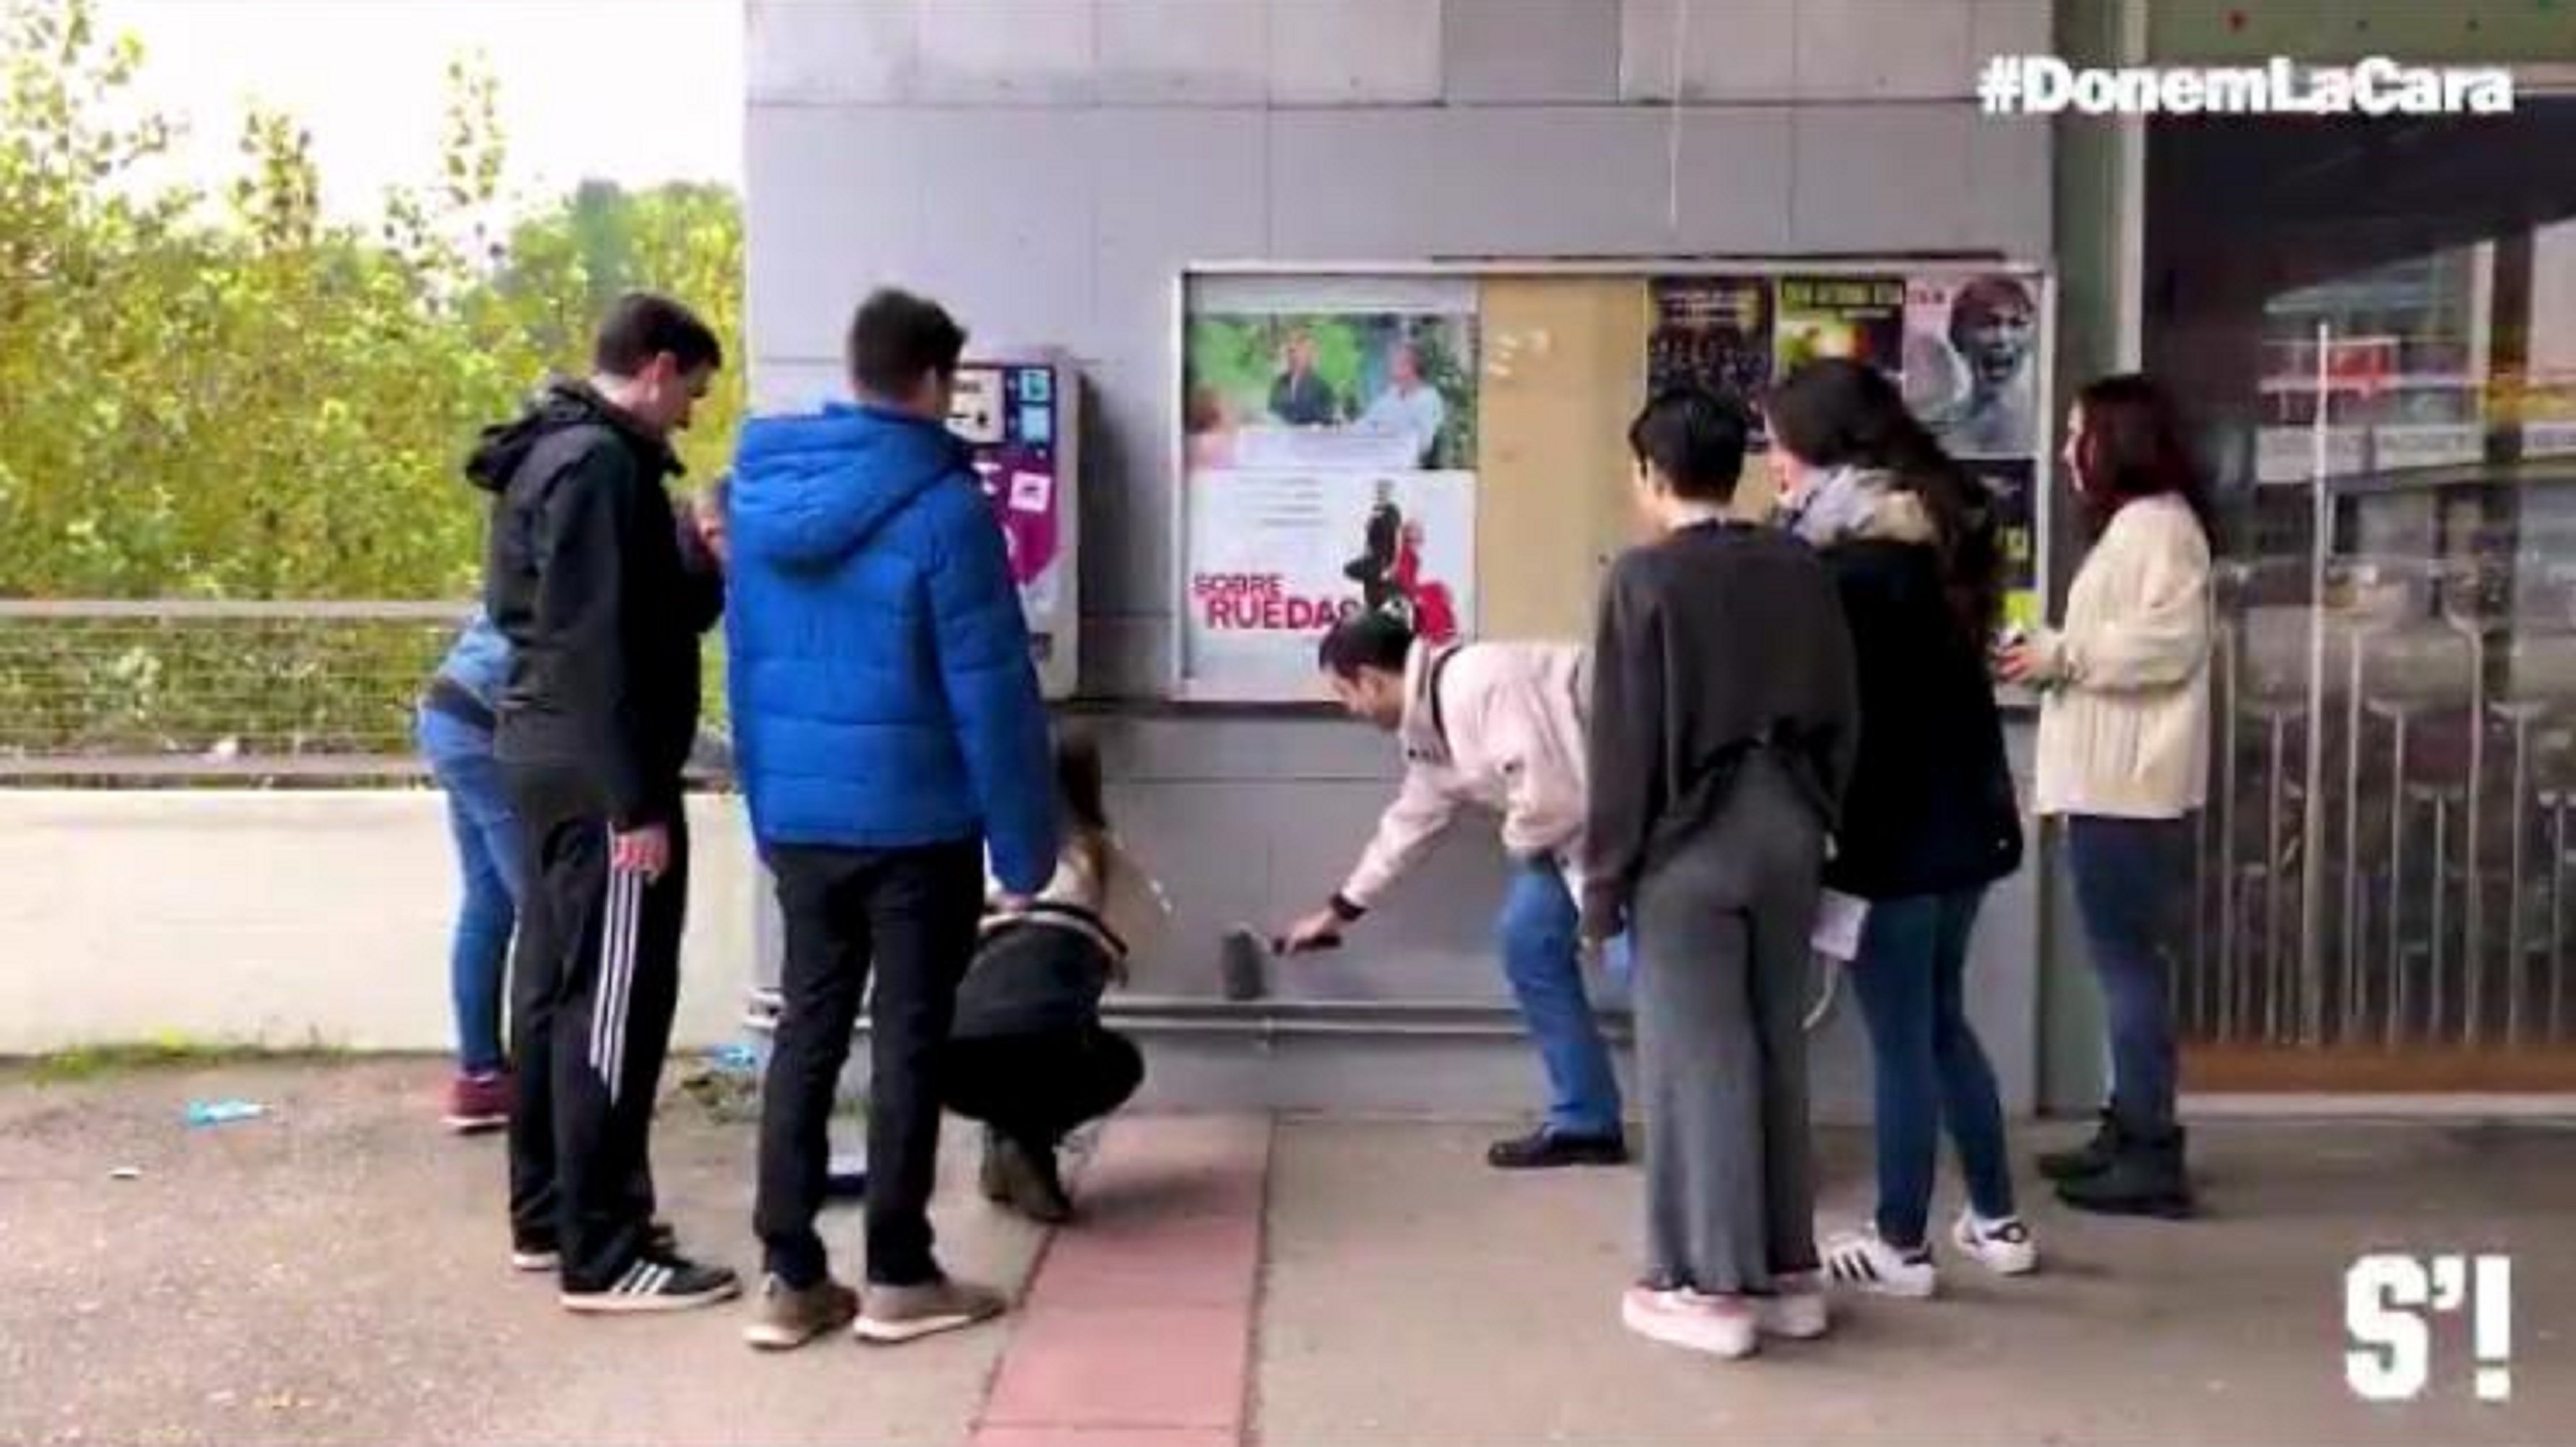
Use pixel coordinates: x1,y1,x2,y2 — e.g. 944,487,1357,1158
1098,0,1270,105
1443,0,1622,106
1789,103,1978,251
915,0,1097,106
743,0,2059,1117
1268,0,1444,106
1269,106,1688,258
745,0,920,105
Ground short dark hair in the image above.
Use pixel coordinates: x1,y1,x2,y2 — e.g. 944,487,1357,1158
1627,386,1750,504
1317,610,1416,680
847,288,969,399
593,292,722,378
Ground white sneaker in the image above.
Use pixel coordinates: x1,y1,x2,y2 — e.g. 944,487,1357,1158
1952,1210,2040,1276
1752,1273,1831,1339
1821,1228,1938,1299
1621,1284,1759,1359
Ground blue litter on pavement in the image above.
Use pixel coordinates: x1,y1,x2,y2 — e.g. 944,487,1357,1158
184,1100,267,1127
707,1043,760,1074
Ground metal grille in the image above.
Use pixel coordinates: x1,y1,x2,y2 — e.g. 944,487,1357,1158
2185,485,2576,1053
0,601,469,780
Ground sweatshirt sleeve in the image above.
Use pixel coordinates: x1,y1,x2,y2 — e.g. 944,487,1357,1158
1496,680,1586,863
1580,558,1666,938
2050,512,2211,694
926,484,1059,896
532,444,654,828
1337,765,1460,912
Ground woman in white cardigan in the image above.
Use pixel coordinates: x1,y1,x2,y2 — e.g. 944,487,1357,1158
1999,375,2213,1220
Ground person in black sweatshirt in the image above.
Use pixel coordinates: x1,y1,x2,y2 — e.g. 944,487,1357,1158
1584,386,1859,1362
471,292,732,1315
1766,358,2035,1299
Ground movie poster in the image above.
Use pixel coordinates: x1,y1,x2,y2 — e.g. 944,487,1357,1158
1182,276,1480,699
1649,276,1774,439
1903,273,2041,457
1774,276,1905,378
1184,470,1476,700
1967,459,2041,633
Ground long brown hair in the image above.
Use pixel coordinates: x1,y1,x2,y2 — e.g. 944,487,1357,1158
1765,357,2003,647
2070,374,2217,546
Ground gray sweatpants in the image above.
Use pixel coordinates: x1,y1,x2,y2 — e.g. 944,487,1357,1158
1631,752,1825,1296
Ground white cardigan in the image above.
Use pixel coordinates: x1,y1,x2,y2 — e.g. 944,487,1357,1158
2030,494,2214,820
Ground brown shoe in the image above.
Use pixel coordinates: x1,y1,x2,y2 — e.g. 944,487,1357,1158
742,1273,861,1351
853,1277,1007,1344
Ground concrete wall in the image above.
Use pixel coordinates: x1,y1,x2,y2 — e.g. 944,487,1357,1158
742,0,2057,1118
0,792,760,1059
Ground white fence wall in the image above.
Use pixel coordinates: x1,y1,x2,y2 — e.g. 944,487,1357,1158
0,792,758,1058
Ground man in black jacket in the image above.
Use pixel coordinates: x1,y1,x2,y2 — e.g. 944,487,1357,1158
472,292,734,1314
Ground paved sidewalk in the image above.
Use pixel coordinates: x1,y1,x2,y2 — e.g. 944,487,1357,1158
4,1061,2573,1446
0,1061,1044,1447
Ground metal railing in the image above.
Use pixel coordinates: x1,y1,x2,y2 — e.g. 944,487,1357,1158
0,600,470,781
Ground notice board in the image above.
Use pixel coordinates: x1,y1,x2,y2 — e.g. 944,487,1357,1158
1172,263,2053,704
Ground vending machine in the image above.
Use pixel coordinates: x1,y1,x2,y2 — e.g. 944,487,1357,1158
946,349,1080,700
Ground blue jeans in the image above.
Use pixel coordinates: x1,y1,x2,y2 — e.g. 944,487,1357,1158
2065,815,2191,1137
1496,861,1622,1138
1847,888,2015,1247
418,706,524,1076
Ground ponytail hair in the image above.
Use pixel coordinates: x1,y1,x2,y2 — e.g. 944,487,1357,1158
1053,727,1111,883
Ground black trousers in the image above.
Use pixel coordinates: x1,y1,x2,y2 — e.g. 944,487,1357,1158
504,763,689,1291
944,1026,1144,1150
754,839,984,1290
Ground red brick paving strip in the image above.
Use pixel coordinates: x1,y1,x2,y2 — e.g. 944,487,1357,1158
970,1116,1272,1447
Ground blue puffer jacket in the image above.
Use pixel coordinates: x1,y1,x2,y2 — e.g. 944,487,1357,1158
726,402,1058,894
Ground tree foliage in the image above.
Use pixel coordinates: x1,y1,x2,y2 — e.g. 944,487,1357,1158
0,0,743,764
0,0,743,602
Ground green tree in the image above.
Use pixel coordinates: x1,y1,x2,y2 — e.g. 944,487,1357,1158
0,0,745,760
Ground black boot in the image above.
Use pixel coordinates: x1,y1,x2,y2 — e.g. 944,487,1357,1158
2036,1110,2124,1181
2056,1127,2194,1219
983,1129,1074,1224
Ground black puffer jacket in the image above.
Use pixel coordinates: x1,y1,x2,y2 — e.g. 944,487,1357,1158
1811,486,2024,900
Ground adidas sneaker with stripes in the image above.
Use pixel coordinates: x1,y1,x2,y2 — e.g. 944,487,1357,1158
560,1254,742,1314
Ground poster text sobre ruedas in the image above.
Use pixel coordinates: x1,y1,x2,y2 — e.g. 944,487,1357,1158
1978,56,2517,118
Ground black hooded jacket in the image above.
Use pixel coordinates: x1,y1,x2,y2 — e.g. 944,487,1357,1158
469,379,722,828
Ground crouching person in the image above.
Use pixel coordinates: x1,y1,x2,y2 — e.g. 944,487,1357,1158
943,733,1163,1223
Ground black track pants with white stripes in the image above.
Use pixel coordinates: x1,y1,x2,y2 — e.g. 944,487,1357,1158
504,762,690,1293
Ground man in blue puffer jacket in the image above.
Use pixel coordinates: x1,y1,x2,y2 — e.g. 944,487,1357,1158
729,287,1057,1352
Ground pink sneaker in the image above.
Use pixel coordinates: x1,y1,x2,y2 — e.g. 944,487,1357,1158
1620,1284,1758,1359
443,1072,511,1134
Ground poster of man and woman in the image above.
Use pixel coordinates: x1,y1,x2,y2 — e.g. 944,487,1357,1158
1176,267,2050,699
1182,276,1480,700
